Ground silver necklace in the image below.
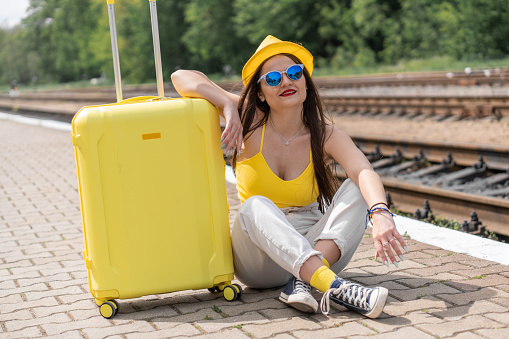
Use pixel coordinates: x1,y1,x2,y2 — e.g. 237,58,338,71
270,117,305,146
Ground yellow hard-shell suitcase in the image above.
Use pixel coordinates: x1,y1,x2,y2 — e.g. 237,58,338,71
71,0,240,319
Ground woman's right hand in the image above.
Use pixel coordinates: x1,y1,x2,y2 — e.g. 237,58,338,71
171,70,242,155
221,101,243,157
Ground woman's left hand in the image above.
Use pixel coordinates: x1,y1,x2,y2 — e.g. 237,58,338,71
371,211,408,267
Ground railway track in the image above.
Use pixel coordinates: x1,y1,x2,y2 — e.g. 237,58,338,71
322,94,509,120
341,135,509,238
313,68,509,88
2,80,508,121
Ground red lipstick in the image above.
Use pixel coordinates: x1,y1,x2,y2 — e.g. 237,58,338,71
281,89,296,97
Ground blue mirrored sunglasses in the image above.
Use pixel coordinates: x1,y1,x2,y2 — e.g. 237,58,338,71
257,64,305,86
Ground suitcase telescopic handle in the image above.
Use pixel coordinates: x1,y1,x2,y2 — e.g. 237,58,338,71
107,0,122,102
149,0,165,99
107,0,165,102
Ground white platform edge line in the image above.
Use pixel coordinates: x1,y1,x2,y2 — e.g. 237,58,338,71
0,112,72,132
393,216,509,265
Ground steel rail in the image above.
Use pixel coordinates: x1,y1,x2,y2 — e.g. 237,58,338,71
324,97,509,119
350,134,509,171
338,134,509,236
313,68,509,88
381,178,509,236
334,169,509,236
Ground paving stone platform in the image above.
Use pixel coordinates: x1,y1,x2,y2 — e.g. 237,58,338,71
1,118,508,338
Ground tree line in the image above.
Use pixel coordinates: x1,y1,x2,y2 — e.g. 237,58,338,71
1,0,508,86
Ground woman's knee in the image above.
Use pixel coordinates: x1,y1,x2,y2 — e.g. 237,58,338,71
238,195,282,229
240,195,275,213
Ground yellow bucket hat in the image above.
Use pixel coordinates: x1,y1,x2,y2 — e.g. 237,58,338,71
242,35,314,87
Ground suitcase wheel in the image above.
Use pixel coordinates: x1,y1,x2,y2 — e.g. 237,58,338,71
110,299,120,315
99,300,119,319
223,284,242,302
208,286,220,293
232,283,243,299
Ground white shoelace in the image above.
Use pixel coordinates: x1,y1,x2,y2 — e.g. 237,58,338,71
320,281,370,315
295,279,312,294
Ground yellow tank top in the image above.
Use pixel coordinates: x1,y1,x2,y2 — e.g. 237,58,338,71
236,124,319,208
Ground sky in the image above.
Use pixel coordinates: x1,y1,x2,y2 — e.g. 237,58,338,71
0,0,30,28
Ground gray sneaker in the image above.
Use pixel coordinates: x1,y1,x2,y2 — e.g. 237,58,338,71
279,277,318,313
320,276,388,319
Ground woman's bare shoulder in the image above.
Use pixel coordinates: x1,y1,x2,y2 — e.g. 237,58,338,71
325,124,350,141
323,125,357,160
244,109,265,139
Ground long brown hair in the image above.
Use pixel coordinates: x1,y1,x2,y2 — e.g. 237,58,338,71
231,54,339,212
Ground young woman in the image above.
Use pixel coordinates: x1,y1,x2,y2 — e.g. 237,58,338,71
171,35,407,318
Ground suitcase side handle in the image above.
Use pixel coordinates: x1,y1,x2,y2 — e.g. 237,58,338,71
107,0,165,102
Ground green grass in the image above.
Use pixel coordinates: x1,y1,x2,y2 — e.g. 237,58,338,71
313,55,509,78
6,56,509,93
391,206,500,242
470,274,486,280
212,305,229,318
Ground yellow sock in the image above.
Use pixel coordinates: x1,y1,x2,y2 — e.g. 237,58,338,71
310,266,337,293
322,257,330,268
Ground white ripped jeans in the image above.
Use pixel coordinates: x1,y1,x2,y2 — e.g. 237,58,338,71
231,179,368,289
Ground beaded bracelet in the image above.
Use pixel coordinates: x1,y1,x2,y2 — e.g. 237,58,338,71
365,206,395,229
368,202,389,211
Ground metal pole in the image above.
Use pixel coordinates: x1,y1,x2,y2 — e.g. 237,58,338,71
149,0,164,98
108,2,123,102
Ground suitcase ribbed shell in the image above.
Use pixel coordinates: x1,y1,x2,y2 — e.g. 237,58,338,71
72,97,234,302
